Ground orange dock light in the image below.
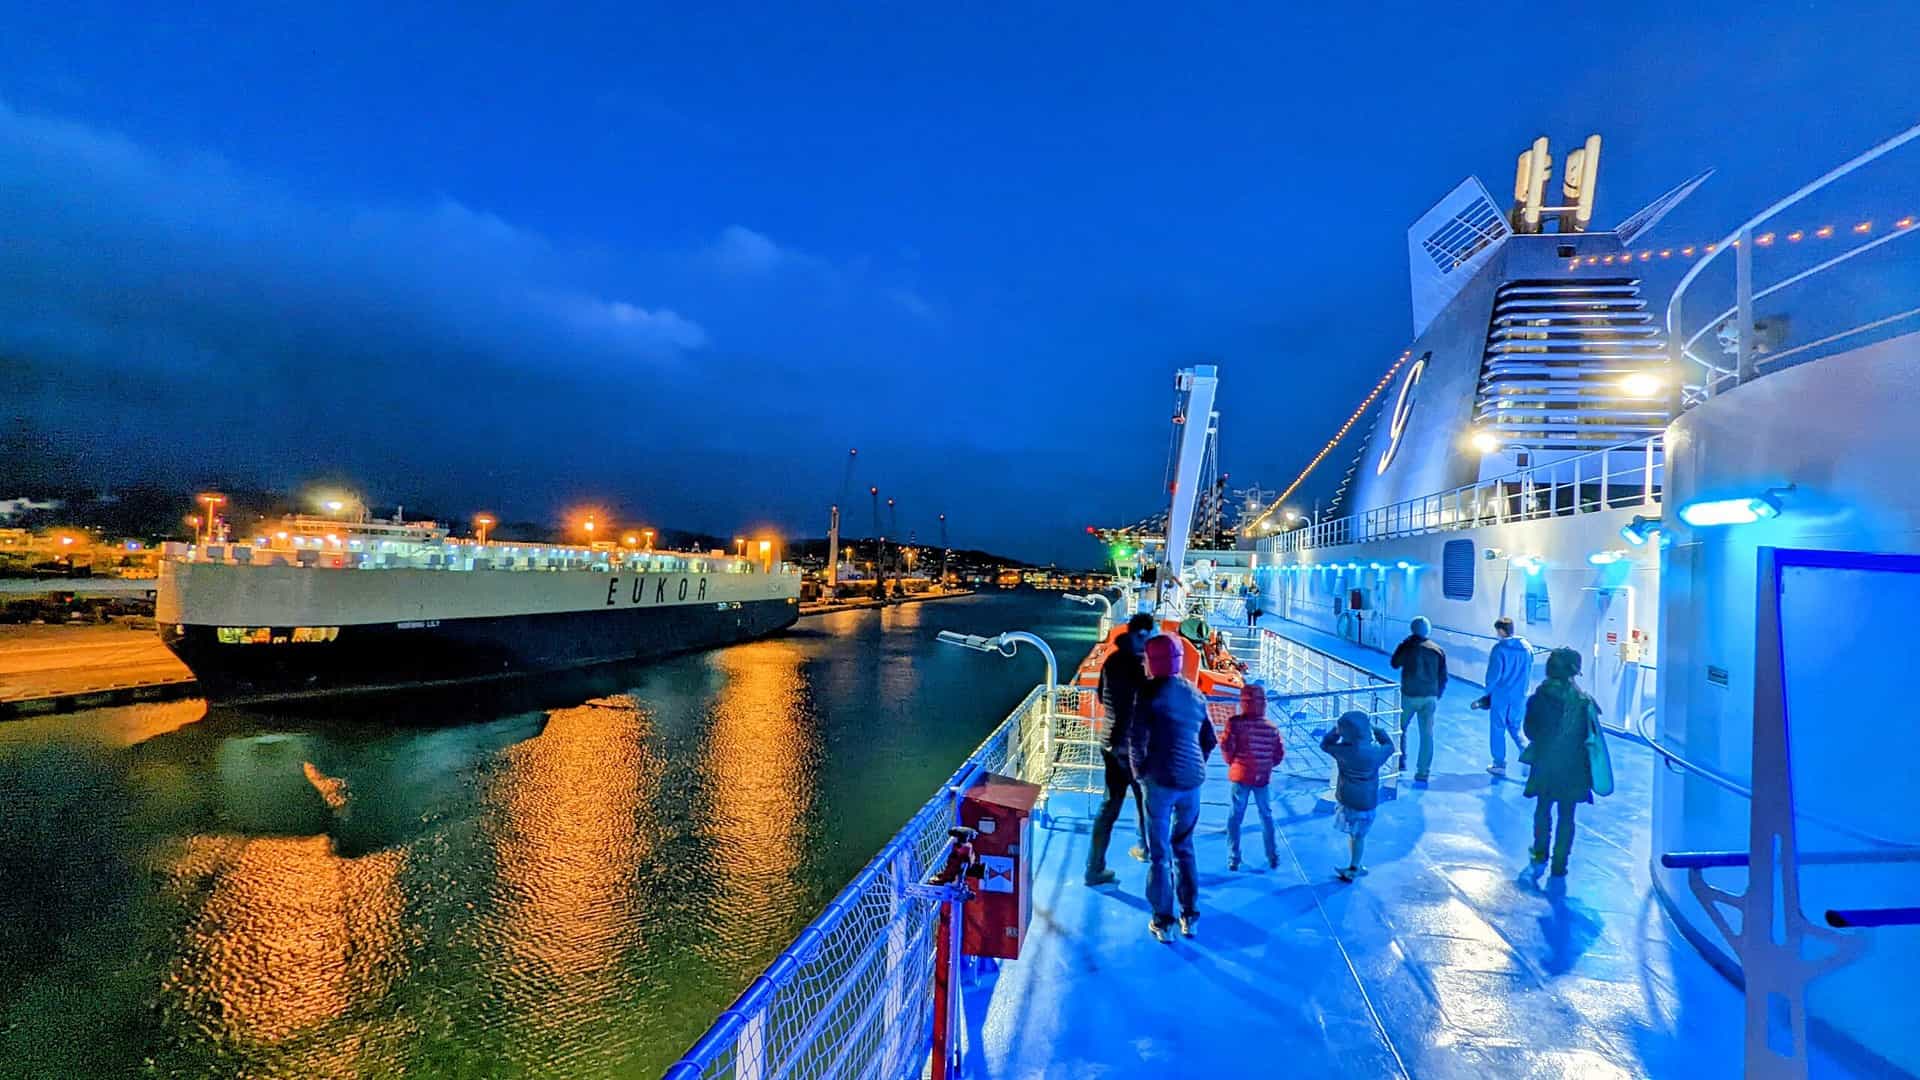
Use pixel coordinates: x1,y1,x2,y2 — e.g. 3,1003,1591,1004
474,514,496,544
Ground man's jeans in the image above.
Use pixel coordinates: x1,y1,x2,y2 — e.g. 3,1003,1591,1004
1226,781,1277,866
1399,695,1438,776
1144,779,1201,926
1532,798,1578,874
1489,693,1526,767
1086,750,1147,877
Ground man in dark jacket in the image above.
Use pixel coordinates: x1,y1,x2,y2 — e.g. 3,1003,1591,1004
1389,615,1448,782
1523,647,1598,879
1128,634,1217,941
1086,613,1156,885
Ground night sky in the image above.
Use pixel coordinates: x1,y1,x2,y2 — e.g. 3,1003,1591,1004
2,3,1915,564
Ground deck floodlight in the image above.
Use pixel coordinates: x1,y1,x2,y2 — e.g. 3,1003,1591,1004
1678,486,1792,528
1619,515,1662,546
1588,549,1628,566
936,630,1000,653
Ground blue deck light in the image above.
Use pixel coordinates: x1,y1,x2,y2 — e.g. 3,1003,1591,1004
1678,489,1786,527
1620,514,1661,546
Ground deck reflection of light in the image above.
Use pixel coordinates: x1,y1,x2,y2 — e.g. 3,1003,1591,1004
490,694,659,1023
702,639,815,921
164,834,405,1047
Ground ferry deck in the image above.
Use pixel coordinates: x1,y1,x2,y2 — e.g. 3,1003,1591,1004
965,616,1861,1080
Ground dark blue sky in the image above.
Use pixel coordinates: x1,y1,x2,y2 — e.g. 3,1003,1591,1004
2,3,1915,563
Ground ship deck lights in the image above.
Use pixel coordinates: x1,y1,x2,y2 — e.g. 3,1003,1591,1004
1619,515,1663,546
1588,549,1628,566
1677,486,1792,528
1513,555,1546,574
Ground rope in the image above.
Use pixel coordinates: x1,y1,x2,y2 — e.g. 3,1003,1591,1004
1243,350,1414,535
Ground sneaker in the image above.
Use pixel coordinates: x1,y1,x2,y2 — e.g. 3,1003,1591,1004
1414,773,1430,783
1128,845,1148,863
1335,866,1355,882
1268,858,1280,871
1148,920,1173,944
1084,869,1119,886
1487,763,1506,776
1226,856,1241,871
1179,913,1198,938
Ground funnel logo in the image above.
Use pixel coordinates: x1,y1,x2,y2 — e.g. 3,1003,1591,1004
1376,353,1429,475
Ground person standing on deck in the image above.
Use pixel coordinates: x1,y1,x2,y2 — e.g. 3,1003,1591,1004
1128,634,1217,942
1524,647,1599,880
1245,581,1262,628
1483,617,1532,776
1390,616,1448,782
1086,613,1156,885
1220,681,1283,871
1321,709,1395,881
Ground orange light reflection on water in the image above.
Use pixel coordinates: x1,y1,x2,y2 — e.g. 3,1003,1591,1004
490,695,661,1025
701,639,816,922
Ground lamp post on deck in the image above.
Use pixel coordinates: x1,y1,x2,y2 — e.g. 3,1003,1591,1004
1061,592,1114,637
936,630,1059,777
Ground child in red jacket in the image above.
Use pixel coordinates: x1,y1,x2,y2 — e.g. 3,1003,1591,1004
1221,681,1284,871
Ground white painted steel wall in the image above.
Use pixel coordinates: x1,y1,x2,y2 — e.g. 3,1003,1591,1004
1654,330,1920,1074
1252,507,1659,717
157,560,800,626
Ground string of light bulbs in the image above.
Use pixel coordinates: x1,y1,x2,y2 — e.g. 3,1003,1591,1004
1242,349,1413,536
1566,215,1916,270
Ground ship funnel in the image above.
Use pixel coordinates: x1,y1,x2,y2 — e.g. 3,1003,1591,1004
1510,133,1604,234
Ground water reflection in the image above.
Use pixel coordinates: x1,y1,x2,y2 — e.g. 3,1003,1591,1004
701,639,818,939
0,592,1094,1077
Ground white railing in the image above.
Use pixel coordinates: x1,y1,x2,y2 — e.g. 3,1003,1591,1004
1669,121,1920,404
1265,435,1662,554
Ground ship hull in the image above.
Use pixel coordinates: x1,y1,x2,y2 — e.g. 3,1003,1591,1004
162,597,799,703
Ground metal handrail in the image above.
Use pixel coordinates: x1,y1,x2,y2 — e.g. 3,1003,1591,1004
1264,434,1660,555
1667,120,1920,400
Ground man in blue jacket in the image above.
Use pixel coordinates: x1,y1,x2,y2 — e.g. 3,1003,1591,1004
1128,633,1217,942
1483,616,1533,776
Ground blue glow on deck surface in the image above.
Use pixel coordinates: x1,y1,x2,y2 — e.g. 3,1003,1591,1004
966,620,1867,1079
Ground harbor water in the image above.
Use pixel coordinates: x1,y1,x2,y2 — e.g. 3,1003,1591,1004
0,591,1097,1078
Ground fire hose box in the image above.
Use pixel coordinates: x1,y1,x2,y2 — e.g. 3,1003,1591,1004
958,771,1041,959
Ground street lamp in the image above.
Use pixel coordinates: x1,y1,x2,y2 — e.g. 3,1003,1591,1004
474,514,496,545
734,536,746,558
1062,592,1115,637
642,529,655,552
936,629,1059,781
197,493,226,547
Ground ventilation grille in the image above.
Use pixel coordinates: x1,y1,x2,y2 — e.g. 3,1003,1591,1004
1422,195,1510,274
1442,540,1475,601
1472,277,1672,450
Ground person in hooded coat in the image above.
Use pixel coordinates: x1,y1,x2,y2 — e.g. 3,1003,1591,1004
1523,647,1599,878
1220,681,1283,871
1321,709,1395,881
1128,633,1216,941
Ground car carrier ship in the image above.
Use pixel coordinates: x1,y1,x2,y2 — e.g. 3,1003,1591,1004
155,513,800,702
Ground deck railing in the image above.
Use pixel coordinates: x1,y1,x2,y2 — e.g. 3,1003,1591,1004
1669,120,1920,405
1256,629,1400,780
1263,435,1662,555
662,681,1070,1080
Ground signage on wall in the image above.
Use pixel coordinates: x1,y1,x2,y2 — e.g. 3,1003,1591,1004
1375,352,1429,475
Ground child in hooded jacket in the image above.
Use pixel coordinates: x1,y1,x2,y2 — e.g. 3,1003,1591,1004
1321,709,1395,882
1220,681,1284,870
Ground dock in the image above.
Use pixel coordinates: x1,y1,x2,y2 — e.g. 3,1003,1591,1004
961,618,1865,1079
0,623,196,716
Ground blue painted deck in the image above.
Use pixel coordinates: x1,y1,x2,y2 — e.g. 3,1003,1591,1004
965,618,1863,1079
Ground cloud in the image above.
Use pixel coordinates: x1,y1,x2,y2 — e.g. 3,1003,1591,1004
0,99,705,398
703,225,790,275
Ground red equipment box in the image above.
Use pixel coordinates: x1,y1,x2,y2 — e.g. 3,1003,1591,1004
958,771,1041,959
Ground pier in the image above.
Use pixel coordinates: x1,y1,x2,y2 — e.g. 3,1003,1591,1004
0,623,196,716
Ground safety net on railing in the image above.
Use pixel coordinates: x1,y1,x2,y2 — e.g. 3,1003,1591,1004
662,681,1071,1080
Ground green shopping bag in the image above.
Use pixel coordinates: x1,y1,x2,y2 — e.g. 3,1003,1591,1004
1586,705,1614,798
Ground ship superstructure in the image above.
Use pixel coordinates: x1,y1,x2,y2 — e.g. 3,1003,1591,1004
156,514,800,702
